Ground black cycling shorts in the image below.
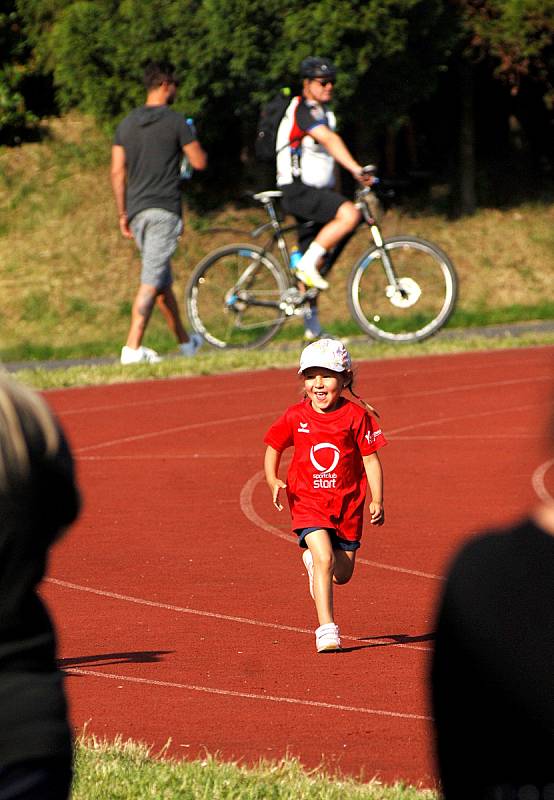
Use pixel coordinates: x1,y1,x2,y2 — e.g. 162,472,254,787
281,182,348,225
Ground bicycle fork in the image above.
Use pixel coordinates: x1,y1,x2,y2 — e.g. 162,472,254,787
369,225,422,308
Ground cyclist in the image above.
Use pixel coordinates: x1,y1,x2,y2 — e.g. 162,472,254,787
276,56,374,339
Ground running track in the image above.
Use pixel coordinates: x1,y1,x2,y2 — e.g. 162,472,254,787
40,346,554,787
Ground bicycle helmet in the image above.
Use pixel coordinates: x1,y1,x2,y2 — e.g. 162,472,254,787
300,57,337,81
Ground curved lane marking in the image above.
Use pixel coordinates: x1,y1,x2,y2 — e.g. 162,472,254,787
239,470,444,582
65,667,432,722
45,578,431,653
532,458,554,504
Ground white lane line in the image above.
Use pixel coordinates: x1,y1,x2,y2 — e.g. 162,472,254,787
390,433,540,441
73,395,548,455
54,384,283,417
53,371,550,418
532,458,554,504
74,411,277,454
75,430,540,461
78,453,249,461
239,471,444,582
45,578,432,653
64,667,432,722
387,401,546,436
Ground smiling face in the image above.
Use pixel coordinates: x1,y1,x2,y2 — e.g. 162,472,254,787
303,367,345,414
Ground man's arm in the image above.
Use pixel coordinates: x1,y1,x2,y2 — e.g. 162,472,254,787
110,145,133,239
183,140,207,171
308,125,372,185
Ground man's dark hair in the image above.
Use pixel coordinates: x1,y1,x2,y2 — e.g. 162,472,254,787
143,61,179,91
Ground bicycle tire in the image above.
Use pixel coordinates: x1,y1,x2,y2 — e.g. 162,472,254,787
347,236,458,343
185,243,290,350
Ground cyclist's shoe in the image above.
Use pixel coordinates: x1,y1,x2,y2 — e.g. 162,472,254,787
315,623,341,653
120,345,162,365
179,333,203,357
295,263,329,291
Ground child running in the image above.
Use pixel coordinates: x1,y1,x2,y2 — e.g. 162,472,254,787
264,338,386,653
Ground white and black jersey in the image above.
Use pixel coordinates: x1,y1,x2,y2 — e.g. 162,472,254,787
276,96,336,189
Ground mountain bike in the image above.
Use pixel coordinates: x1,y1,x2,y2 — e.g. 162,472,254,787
185,180,458,349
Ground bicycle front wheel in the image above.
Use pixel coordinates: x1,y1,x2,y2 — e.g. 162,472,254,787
347,236,458,343
185,244,290,349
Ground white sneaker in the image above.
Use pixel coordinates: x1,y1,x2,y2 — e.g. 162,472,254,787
304,327,332,341
302,549,314,599
316,623,341,653
179,333,203,357
120,345,162,365
295,263,329,291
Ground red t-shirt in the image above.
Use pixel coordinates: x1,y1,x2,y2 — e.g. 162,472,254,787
264,398,387,542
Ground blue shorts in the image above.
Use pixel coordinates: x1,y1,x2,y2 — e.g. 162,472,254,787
295,527,360,551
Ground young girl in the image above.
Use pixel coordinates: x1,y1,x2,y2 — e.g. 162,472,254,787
264,338,386,653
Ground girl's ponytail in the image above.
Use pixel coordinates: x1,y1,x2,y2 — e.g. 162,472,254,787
344,370,380,418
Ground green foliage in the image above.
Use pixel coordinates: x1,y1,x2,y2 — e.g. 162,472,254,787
23,0,460,132
459,0,554,101
0,5,38,137
5,0,554,211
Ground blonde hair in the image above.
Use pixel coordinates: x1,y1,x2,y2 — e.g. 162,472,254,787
0,374,61,492
343,369,380,418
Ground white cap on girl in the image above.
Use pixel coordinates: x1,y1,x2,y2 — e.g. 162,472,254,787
298,338,352,374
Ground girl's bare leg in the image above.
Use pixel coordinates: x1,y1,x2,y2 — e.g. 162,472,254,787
304,529,335,625
333,549,356,585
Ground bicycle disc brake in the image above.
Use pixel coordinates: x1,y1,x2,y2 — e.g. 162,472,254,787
385,277,421,308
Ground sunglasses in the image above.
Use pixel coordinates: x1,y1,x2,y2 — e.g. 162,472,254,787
312,78,335,87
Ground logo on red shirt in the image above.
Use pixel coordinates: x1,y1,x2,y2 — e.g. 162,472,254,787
310,443,340,489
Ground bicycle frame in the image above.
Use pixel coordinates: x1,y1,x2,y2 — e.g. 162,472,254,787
186,182,458,348
248,187,402,293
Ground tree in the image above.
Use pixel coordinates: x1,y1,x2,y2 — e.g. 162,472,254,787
0,3,38,141
459,0,554,101
444,1,554,215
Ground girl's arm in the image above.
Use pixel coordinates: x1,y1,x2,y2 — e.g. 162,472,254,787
363,452,384,525
264,445,287,511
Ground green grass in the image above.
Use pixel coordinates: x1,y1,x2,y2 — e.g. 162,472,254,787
0,113,553,364
10,328,554,391
72,736,437,800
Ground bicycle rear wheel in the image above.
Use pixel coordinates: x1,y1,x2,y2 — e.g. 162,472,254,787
347,236,458,343
185,244,290,349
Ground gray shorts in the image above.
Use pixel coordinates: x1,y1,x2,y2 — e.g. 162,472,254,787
130,208,183,289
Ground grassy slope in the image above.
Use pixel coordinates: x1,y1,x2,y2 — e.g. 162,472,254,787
73,737,438,800
0,113,553,362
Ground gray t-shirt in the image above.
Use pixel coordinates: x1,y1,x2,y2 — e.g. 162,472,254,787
114,105,195,221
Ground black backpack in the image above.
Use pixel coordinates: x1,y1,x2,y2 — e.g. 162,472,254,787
255,90,295,162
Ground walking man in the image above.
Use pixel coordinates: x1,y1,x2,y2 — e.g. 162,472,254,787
111,60,207,364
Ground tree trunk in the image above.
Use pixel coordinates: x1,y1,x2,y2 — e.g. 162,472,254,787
453,57,477,217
